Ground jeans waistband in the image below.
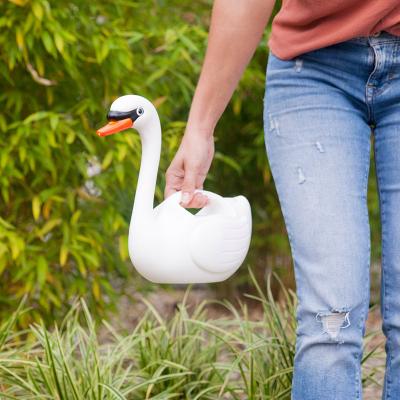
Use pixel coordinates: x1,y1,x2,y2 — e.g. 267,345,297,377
347,30,400,45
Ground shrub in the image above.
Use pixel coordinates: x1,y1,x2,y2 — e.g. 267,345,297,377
0,0,217,322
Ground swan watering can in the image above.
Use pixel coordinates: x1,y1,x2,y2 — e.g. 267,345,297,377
97,95,252,284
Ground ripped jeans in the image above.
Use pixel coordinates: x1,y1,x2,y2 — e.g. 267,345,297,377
263,31,400,400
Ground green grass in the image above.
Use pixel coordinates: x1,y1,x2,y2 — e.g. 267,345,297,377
0,271,383,399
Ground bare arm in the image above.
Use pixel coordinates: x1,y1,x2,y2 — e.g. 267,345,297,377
165,0,276,207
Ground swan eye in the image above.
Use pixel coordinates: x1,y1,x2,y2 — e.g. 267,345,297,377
137,107,144,116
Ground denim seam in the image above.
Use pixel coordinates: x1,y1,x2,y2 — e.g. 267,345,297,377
280,199,297,297
264,125,298,303
375,42,398,97
387,41,396,83
346,39,370,46
370,39,400,44
357,137,372,334
365,45,379,124
354,348,361,400
354,136,372,400
374,138,392,400
349,38,400,45
388,40,397,81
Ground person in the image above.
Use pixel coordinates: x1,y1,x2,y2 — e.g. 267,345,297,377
164,1,400,399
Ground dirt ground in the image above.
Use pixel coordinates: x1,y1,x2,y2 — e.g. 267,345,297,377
109,286,386,399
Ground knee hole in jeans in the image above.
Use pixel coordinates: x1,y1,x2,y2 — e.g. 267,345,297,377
316,309,351,342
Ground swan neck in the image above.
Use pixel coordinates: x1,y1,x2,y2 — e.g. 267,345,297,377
131,117,161,222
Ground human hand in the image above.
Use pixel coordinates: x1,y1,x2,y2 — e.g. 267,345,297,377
165,129,214,208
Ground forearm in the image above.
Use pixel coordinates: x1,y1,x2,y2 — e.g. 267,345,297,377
186,0,276,136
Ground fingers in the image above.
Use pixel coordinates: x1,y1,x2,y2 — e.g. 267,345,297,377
180,164,197,206
165,163,184,199
182,192,209,208
181,163,210,207
165,162,208,207
164,135,213,208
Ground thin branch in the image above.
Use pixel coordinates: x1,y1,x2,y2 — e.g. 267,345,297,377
26,63,57,86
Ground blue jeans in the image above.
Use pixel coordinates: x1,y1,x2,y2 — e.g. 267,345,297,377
263,31,400,400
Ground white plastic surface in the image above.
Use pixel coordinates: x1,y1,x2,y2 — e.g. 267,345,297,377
100,95,252,283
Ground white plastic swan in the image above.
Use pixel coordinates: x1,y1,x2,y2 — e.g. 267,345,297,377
97,95,252,283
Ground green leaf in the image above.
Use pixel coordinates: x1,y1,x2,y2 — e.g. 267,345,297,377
101,151,113,170
54,33,64,53
60,244,68,266
23,111,50,125
41,31,55,54
15,28,24,49
37,218,62,237
32,196,41,221
118,234,128,261
37,256,48,288
32,2,43,20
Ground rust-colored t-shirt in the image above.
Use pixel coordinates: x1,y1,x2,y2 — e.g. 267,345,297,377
268,0,400,60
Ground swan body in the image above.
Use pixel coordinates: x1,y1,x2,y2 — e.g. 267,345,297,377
97,95,252,283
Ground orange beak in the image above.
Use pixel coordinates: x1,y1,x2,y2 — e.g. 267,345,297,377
96,118,133,137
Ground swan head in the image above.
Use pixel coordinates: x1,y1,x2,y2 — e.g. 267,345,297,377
96,95,157,137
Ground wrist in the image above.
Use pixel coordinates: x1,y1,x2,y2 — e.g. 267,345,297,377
185,118,215,139
186,92,221,137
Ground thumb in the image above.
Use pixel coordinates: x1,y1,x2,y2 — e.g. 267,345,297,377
180,165,198,206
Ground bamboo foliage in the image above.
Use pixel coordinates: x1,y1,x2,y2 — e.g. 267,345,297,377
0,0,216,322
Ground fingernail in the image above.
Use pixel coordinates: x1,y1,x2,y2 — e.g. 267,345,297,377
181,192,190,205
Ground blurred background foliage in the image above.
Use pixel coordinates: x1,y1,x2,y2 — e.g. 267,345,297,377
0,0,381,325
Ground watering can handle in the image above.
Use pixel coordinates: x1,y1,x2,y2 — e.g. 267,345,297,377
169,190,226,214
187,189,221,203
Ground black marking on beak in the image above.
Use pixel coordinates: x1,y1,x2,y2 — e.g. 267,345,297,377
107,107,144,122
